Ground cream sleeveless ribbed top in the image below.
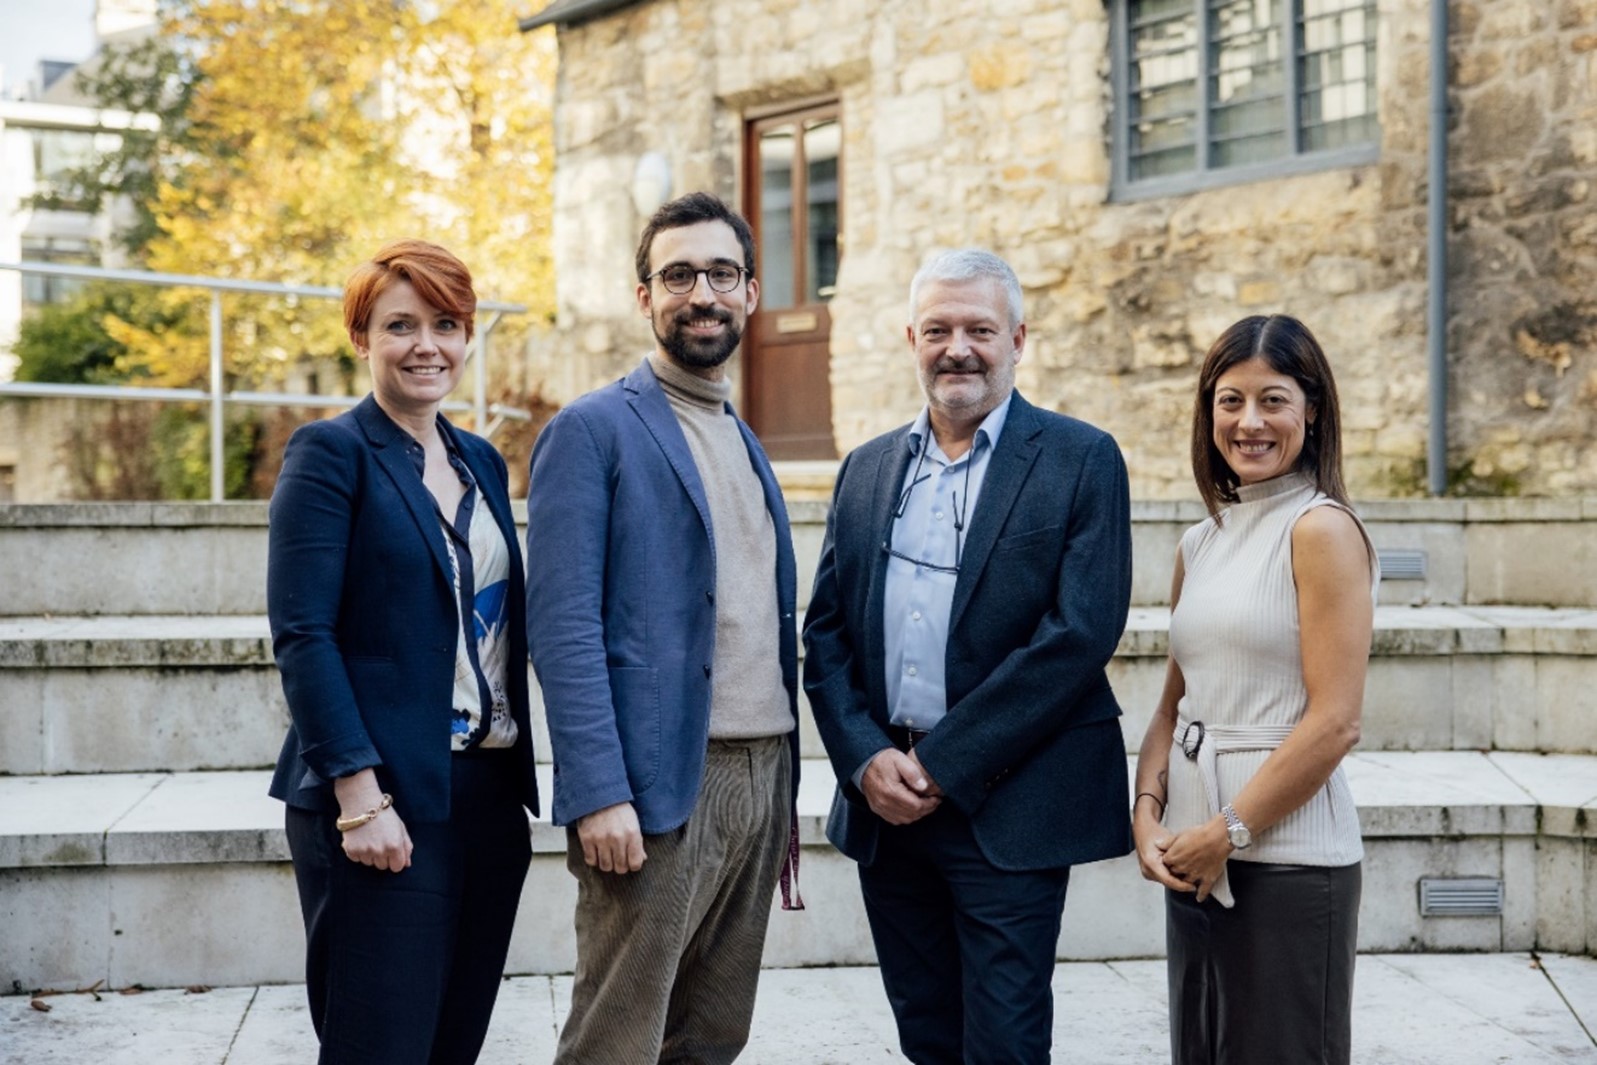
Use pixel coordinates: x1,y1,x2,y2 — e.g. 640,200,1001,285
1163,472,1378,871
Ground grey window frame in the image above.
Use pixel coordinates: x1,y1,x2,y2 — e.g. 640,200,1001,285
1109,0,1380,202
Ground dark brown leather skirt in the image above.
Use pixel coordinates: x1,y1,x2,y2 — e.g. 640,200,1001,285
1166,860,1361,1065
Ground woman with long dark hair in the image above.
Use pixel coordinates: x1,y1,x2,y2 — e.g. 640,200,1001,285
1132,314,1378,1064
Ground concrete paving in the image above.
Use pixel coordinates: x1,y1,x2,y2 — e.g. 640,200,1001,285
2,954,1593,1064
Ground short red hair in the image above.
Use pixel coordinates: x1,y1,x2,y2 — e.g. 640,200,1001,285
344,239,477,342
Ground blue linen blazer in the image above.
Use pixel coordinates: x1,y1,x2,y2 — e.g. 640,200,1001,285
267,395,540,821
803,392,1134,871
524,359,801,833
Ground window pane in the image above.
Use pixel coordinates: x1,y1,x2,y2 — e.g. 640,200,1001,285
1132,143,1200,179
1300,39,1369,88
1298,1,1377,154
31,128,102,207
1116,0,1378,191
20,237,95,307
1129,0,1198,180
758,126,796,311
1212,129,1286,167
1132,0,1193,25
804,118,840,303
33,129,98,182
1210,0,1276,43
1214,59,1284,107
1212,95,1286,137
1140,80,1199,122
1301,106,1377,151
1136,115,1196,154
1208,0,1284,167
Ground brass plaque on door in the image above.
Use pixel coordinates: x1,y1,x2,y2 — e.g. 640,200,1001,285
775,312,818,334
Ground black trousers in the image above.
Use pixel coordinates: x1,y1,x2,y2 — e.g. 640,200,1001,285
1166,860,1361,1065
858,804,1071,1065
285,751,532,1065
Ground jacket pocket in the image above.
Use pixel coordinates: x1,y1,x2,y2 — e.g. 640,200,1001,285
992,524,1062,554
608,666,661,794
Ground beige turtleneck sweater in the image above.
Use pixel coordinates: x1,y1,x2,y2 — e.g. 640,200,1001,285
648,352,793,739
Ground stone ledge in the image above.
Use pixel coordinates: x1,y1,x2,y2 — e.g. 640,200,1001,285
2,753,1592,871
7,607,1597,669
0,503,271,528
0,616,273,668
1120,605,1597,658
7,498,1597,528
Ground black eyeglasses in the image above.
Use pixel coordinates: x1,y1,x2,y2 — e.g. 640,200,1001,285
881,445,973,575
645,263,748,294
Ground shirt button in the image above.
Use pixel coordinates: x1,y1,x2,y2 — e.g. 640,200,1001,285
703,664,712,677
935,511,944,520
911,610,922,621
907,665,918,677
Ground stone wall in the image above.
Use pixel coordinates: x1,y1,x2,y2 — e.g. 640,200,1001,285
0,398,90,502
538,0,1597,497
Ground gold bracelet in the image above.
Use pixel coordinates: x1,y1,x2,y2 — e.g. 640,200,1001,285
335,793,393,833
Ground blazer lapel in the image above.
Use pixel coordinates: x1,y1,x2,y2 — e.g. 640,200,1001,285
624,360,715,544
356,397,455,587
948,394,1043,632
864,432,916,670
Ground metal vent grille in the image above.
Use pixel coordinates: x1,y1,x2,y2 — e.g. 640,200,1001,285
1419,877,1504,917
1378,549,1428,581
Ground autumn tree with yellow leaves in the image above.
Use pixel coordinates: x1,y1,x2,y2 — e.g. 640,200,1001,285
16,0,557,497
134,0,557,387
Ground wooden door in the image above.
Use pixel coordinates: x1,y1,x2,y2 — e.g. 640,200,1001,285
743,104,840,460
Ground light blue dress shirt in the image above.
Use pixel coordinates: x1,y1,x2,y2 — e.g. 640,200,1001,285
882,396,1012,732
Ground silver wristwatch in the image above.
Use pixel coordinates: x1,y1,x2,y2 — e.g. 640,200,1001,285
1221,804,1252,850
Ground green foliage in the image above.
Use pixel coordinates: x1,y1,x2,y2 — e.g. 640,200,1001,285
10,283,194,385
10,290,125,384
1447,462,1522,498
147,408,257,499
14,0,557,500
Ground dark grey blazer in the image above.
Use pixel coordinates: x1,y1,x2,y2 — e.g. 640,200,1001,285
803,391,1133,870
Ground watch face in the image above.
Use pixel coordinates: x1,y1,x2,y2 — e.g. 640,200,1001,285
1229,825,1250,848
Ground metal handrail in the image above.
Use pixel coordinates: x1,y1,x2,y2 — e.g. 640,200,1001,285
0,260,531,500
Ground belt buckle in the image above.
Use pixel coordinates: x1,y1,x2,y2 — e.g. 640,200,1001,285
1180,720,1205,760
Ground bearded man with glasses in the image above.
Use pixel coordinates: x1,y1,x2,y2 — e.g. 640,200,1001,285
526,192,802,1064
804,248,1134,1064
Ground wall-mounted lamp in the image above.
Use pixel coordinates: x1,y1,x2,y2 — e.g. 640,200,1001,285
631,151,673,216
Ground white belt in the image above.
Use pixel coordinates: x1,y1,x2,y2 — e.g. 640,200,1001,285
1172,715,1294,908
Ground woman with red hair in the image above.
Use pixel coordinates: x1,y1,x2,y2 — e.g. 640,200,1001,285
267,239,539,1063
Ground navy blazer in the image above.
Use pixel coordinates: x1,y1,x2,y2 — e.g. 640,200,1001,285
524,359,801,833
803,392,1133,871
267,395,540,821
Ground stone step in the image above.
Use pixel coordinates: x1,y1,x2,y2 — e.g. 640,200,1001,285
4,606,1596,776
5,955,1597,1064
1112,604,1597,758
1,753,1593,991
6,498,1597,615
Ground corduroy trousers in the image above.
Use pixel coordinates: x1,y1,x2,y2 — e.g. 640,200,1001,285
554,735,791,1065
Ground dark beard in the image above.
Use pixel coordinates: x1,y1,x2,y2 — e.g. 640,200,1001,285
655,311,742,370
